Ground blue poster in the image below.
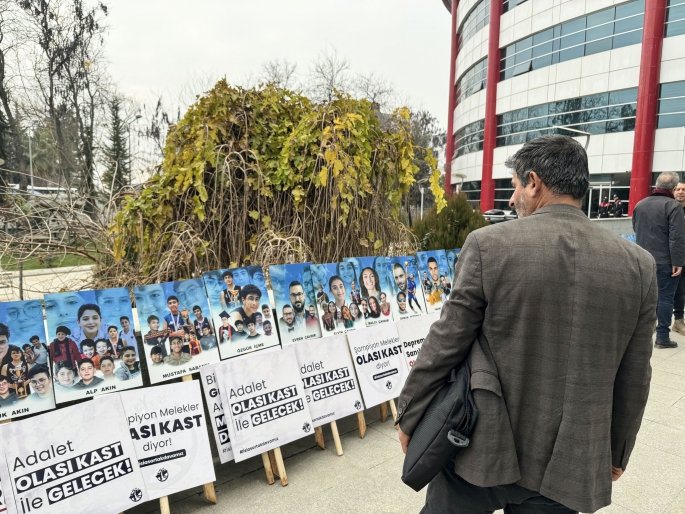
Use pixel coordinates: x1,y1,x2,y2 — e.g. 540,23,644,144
385,256,426,320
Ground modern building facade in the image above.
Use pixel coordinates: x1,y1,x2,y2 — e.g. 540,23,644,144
441,0,685,217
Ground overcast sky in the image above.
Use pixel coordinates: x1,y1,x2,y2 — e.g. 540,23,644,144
106,0,452,128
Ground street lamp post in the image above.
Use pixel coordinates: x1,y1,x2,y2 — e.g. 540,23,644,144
420,187,425,220
28,129,34,191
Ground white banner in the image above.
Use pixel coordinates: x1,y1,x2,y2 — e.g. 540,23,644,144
347,324,408,408
200,363,234,464
117,381,215,501
216,346,313,462
292,335,364,427
397,312,440,369
0,394,148,514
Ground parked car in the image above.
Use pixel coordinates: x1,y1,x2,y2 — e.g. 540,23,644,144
483,209,518,224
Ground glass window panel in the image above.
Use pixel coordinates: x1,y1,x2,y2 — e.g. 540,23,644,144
528,104,549,118
669,0,685,7
501,112,514,124
558,98,582,113
513,61,532,76
582,93,609,109
609,88,638,104
532,40,553,58
657,113,685,129
615,14,643,34
585,38,613,56
526,130,543,141
533,28,554,45
587,23,614,43
515,48,533,64
666,21,685,38
580,122,607,134
501,44,514,59
512,108,529,121
581,107,608,123
532,55,553,69
496,136,507,147
559,46,585,62
562,112,581,125
658,97,685,114
587,7,615,27
527,118,547,131
661,82,685,99
614,28,643,47
506,133,527,145
551,51,560,64
560,31,585,50
616,0,645,18
667,4,685,21
561,18,586,35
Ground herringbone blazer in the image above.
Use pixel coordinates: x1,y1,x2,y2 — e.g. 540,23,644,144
396,204,657,513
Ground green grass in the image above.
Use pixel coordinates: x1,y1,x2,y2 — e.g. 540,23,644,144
1,253,96,271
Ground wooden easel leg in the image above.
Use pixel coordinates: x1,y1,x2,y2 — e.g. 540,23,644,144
159,495,171,514
268,450,279,478
314,425,325,449
380,402,388,422
261,452,275,485
357,412,367,439
203,483,217,503
330,421,343,456
272,447,288,486
389,399,398,429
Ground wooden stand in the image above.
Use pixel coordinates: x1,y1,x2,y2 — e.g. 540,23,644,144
379,402,388,422
267,448,288,486
156,374,218,513
357,412,367,439
330,421,343,456
261,452,275,485
314,425,325,449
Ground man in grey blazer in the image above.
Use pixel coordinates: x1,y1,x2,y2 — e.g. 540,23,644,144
397,135,656,513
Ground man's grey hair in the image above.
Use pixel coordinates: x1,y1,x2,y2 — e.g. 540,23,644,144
655,172,680,190
504,135,589,199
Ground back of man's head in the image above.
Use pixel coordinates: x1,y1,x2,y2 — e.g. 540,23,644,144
505,135,589,199
655,172,680,190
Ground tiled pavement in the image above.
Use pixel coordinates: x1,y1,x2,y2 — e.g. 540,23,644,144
127,331,685,514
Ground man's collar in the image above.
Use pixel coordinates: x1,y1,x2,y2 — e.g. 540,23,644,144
531,204,587,217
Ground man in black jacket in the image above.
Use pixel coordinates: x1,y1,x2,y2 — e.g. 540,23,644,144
633,171,685,348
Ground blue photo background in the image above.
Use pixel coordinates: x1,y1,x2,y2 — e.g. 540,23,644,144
269,263,312,316
133,279,212,338
417,250,451,285
385,256,421,296
446,248,461,281
45,288,138,358
0,299,47,355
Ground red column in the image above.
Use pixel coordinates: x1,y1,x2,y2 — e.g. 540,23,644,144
479,0,502,212
444,0,459,197
629,0,667,215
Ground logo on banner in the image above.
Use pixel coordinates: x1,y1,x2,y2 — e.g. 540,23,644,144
386,380,392,390
130,488,143,502
156,468,169,482
302,422,311,433
354,400,362,410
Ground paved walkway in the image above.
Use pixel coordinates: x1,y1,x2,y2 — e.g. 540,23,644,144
125,329,685,514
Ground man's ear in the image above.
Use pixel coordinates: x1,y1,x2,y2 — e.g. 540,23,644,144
527,171,543,198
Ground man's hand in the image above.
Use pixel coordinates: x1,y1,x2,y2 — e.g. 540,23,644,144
673,266,682,277
611,466,624,482
398,425,411,454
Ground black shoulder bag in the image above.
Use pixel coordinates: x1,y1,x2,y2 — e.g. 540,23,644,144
401,360,478,492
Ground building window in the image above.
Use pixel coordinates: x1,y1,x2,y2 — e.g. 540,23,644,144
456,58,488,107
666,0,685,38
454,119,485,159
462,181,482,205
458,0,490,53
500,0,644,81
503,0,528,15
494,179,514,209
496,88,638,147
658,81,685,128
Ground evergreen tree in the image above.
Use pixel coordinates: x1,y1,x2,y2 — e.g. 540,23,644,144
102,96,130,194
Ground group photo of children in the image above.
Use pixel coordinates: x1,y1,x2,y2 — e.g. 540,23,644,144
203,266,279,359
134,278,222,384
0,299,55,416
44,288,144,403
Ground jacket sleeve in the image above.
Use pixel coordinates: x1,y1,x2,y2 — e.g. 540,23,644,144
668,202,685,267
395,233,487,435
611,259,657,470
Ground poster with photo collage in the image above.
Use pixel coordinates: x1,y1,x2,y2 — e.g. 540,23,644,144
0,299,55,420
309,263,366,337
341,256,393,326
203,266,280,359
133,279,220,384
384,256,427,320
44,288,143,403
416,250,452,314
269,263,322,345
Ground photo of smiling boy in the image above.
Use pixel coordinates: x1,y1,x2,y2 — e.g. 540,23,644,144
144,314,168,357
25,365,53,403
72,359,104,389
263,320,273,336
0,374,17,407
199,325,217,350
54,362,77,392
118,315,137,347
79,339,96,362
99,355,116,380
164,337,192,366
92,339,111,369
115,347,141,380
163,295,187,338
150,346,164,365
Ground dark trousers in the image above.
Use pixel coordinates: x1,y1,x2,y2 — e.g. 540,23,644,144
657,264,681,341
674,273,685,320
420,465,577,514
409,294,423,312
